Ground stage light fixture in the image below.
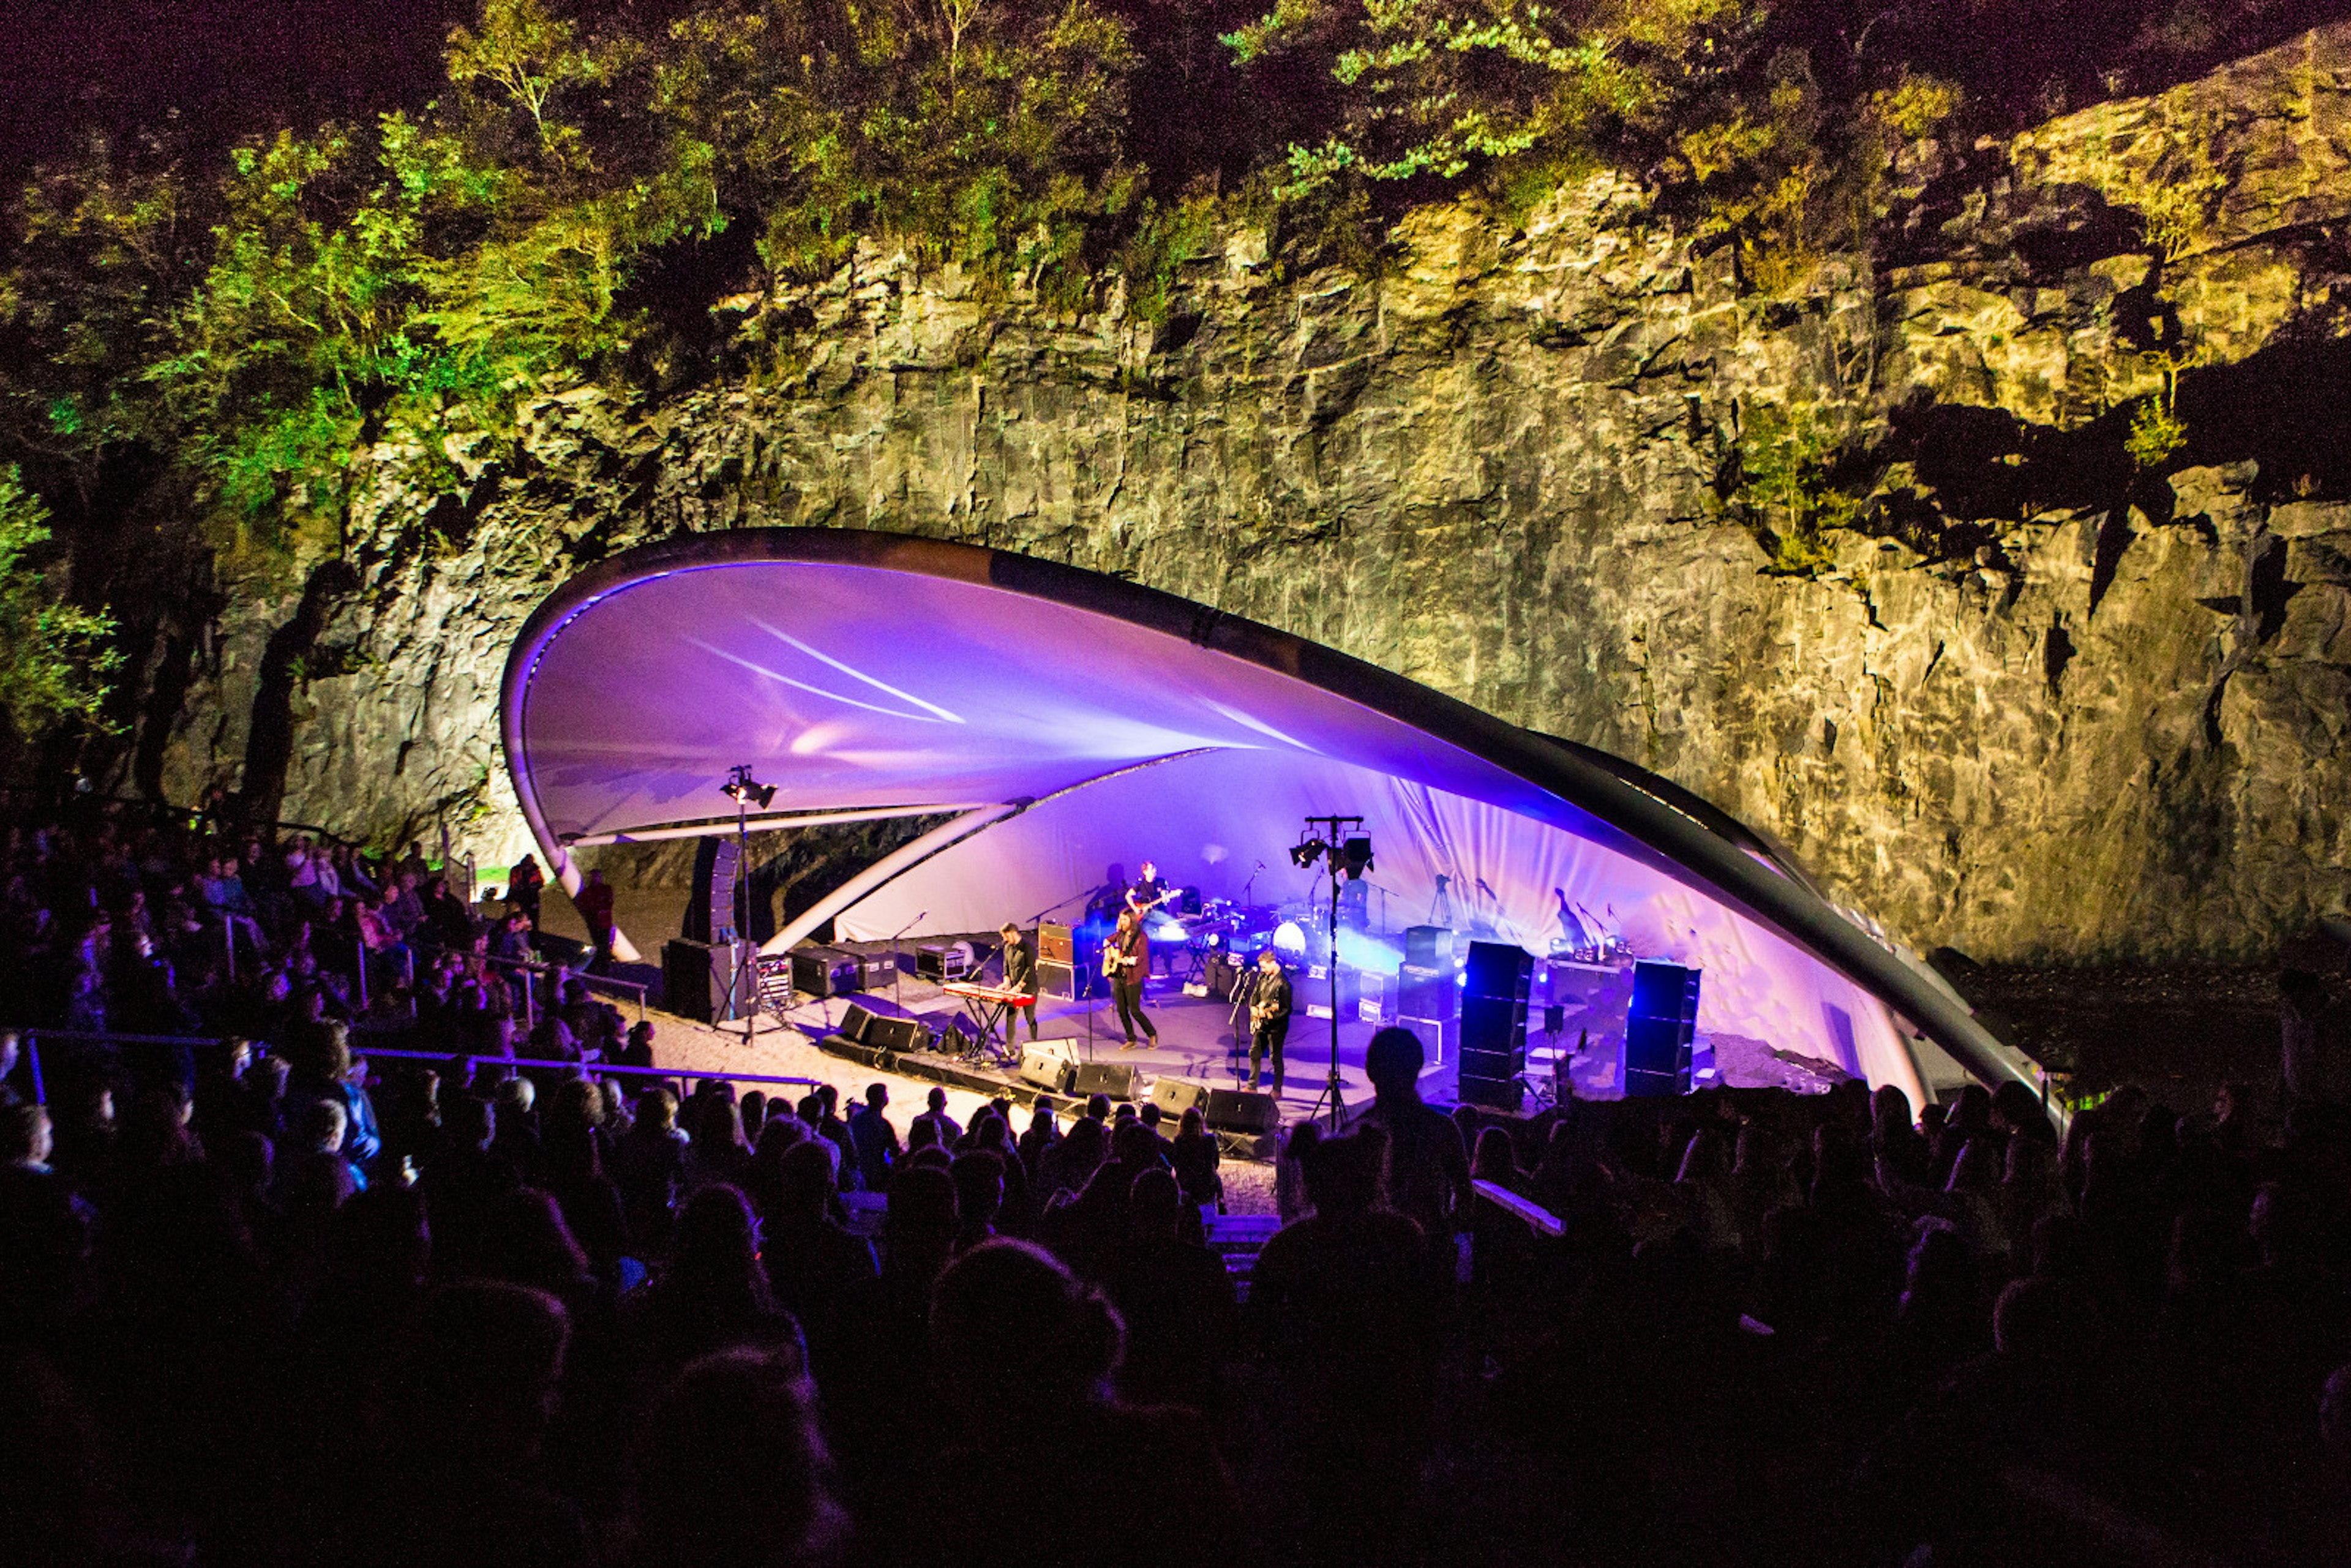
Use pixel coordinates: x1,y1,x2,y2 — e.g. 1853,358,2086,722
722,765,777,810
1340,836,1374,880
1289,837,1327,869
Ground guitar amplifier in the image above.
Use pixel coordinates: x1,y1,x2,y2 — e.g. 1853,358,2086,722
1069,1060,1138,1100
1037,921,1074,963
790,945,860,998
1302,964,1361,1019
1150,1077,1212,1117
1038,958,1078,1000
1398,963,1457,1021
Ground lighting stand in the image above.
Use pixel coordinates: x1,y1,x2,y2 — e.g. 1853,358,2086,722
732,786,756,1045
1298,812,1364,1131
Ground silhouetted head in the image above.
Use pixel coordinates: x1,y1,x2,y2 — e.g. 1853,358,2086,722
1303,1128,1387,1218
628,1349,844,1568
930,1240,1123,1417
1364,1027,1425,1097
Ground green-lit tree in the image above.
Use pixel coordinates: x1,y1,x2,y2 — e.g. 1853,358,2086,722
0,466,119,738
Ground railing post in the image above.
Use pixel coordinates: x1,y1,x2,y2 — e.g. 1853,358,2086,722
26,1032,43,1106
355,932,369,1011
223,917,236,983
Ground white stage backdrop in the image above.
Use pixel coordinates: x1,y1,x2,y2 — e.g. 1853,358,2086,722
835,748,1922,1100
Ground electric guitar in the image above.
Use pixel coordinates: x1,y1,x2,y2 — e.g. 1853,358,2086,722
1123,884,1177,918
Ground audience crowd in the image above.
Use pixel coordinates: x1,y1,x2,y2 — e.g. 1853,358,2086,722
1,804,2349,1566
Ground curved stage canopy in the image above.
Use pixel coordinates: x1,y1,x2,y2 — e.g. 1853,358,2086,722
501,528,2040,1109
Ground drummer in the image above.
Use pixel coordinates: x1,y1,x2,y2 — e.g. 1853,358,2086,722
999,921,1041,1041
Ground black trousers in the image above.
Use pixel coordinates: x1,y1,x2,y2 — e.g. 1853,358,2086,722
1250,1016,1289,1092
1114,977,1156,1042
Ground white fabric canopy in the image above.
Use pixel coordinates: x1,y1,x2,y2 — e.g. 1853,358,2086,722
503,529,2039,1107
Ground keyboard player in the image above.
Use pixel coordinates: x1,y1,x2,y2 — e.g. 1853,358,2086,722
998,921,1041,1041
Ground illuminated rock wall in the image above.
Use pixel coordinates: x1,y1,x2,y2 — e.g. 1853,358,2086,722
158,24,2351,961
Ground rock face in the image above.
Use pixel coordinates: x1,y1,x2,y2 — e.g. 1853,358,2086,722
157,24,2351,962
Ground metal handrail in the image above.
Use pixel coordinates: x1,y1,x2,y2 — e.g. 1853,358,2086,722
358,1045,824,1093
481,951,652,1025
12,1029,825,1105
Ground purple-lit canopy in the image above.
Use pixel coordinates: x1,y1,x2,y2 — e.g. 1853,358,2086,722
502,529,2038,1103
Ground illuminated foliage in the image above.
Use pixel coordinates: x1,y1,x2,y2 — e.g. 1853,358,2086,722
0,466,120,738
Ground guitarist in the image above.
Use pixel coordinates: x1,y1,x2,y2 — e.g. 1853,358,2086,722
1124,859,1175,978
1248,948,1293,1095
1106,907,1158,1049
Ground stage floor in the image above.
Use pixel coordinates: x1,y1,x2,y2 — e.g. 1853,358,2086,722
773,968,1447,1123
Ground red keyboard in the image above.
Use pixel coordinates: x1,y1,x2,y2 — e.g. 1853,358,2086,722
942,981,1037,1006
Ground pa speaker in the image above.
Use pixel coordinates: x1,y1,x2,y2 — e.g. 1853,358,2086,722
1070,1061,1139,1100
1019,1045,1074,1094
837,1002,877,1044
822,1035,893,1070
1458,1073,1524,1112
662,939,744,1024
1461,993,1527,1054
862,1016,931,1054
1150,1078,1212,1117
1463,941,1533,1002
1629,959,1701,1026
1205,1087,1281,1134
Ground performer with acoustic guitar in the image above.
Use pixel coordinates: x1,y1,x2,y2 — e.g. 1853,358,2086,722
1248,948,1292,1095
1106,907,1157,1049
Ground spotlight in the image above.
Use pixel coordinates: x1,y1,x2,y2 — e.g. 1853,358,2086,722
722,765,776,810
1289,837,1327,869
1340,836,1374,880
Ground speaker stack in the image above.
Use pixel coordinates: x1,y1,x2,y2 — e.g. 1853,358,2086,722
1397,935,1459,1063
1624,961,1701,1098
1458,940,1532,1111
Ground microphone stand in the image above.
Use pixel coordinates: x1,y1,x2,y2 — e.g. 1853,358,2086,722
886,910,926,1014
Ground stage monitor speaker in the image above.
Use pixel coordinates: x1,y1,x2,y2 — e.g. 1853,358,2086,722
662,939,745,1024
1404,925,1457,967
862,1016,931,1054
1150,1077,1212,1117
1070,1061,1139,1100
1019,1045,1076,1094
822,1035,893,1070
1463,940,1534,1002
1398,963,1458,1021
1037,921,1074,964
1458,1073,1525,1112
1205,1087,1281,1134
837,1002,877,1045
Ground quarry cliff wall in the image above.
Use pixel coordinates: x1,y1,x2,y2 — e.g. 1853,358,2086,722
159,26,2351,963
